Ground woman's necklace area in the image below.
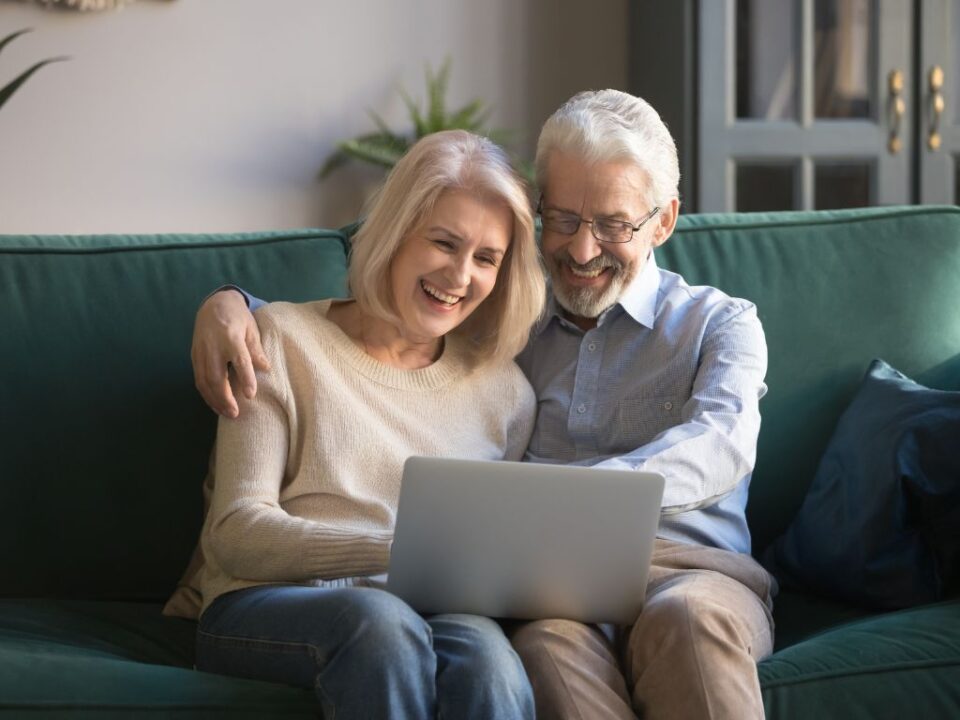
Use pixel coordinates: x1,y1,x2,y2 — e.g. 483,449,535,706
358,309,443,368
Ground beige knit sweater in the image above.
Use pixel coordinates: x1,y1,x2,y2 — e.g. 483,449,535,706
184,299,535,616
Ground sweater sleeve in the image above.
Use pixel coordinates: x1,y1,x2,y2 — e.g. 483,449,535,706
204,309,392,583
502,364,537,462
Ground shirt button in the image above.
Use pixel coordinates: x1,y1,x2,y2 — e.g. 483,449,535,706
577,404,587,414
588,342,597,352
663,401,673,411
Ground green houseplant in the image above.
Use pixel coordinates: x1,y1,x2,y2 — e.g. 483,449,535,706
0,29,67,113
320,60,532,183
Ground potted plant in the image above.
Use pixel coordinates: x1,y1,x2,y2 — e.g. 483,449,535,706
320,59,532,183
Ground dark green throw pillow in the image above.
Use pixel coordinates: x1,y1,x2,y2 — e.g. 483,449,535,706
764,359,960,609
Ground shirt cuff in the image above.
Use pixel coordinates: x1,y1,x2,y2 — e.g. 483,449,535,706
205,285,265,311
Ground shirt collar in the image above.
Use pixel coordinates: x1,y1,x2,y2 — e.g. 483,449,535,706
537,251,661,335
616,250,660,329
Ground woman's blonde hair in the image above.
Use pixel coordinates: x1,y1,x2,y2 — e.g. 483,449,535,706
349,129,545,367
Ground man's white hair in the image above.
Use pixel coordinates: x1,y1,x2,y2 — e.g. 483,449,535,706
535,89,680,208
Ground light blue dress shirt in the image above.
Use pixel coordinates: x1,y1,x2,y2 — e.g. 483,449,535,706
517,252,768,554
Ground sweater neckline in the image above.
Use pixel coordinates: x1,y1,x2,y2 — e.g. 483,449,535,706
313,299,471,390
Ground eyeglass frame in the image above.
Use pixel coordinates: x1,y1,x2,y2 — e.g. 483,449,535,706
536,195,661,244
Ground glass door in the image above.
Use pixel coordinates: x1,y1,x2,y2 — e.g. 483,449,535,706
919,0,960,204
699,0,912,211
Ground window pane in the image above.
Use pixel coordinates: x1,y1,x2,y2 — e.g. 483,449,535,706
814,0,873,118
736,0,797,119
815,162,871,209
736,163,797,211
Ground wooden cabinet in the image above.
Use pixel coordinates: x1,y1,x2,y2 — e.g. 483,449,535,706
630,1,959,211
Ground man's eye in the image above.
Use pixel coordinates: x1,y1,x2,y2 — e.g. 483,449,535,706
597,219,630,233
545,213,579,232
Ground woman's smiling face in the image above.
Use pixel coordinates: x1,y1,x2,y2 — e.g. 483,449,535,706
388,189,513,343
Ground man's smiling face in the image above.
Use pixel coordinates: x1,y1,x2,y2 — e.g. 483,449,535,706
539,151,667,324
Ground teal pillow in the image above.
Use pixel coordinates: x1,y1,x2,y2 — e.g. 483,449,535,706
764,359,960,609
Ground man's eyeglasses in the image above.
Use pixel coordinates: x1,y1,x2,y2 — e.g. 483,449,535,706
537,196,660,244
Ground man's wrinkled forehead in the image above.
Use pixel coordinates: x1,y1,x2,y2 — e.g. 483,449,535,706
542,151,652,209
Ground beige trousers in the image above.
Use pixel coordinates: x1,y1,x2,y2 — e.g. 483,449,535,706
510,540,775,720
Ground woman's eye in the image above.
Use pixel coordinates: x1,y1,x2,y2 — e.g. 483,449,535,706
476,255,497,267
431,239,455,250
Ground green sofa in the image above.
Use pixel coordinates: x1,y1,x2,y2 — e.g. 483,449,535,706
2,205,959,718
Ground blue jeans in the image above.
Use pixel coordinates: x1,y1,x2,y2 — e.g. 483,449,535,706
196,585,534,720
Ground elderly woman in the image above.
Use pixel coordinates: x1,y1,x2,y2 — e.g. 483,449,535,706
175,130,545,719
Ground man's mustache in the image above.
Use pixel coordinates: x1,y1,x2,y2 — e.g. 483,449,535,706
552,250,624,274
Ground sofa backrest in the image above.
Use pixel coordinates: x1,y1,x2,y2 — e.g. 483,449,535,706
2,205,958,600
0,231,349,600
659,205,960,553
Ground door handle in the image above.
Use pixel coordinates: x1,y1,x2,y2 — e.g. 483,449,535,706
888,70,905,154
928,65,944,151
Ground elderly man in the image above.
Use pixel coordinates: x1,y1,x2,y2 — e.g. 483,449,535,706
505,90,774,720
190,90,774,720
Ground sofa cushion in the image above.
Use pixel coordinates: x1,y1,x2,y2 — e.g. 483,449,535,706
0,231,348,601
759,599,960,720
768,590,874,651
0,599,315,717
660,205,960,553
764,359,960,609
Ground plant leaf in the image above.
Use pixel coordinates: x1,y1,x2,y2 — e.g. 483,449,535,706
318,149,352,179
426,58,451,133
317,58,535,180
0,28,32,58
320,131,409,178
0,57,69,113
399,87,427,139
448,99,488,131
366,110,401,141
337,135,408,170
512,157,536,186
486,128,516,147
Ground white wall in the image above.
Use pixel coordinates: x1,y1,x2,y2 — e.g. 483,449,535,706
0,0,627,233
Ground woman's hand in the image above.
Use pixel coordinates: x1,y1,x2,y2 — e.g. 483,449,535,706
191,289,270,417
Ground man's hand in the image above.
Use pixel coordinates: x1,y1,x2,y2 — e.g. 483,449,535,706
191,290,271,418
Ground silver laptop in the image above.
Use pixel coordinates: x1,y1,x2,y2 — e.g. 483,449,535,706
387,457,664,624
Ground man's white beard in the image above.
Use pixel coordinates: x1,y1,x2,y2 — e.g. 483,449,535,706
548,251,637,319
